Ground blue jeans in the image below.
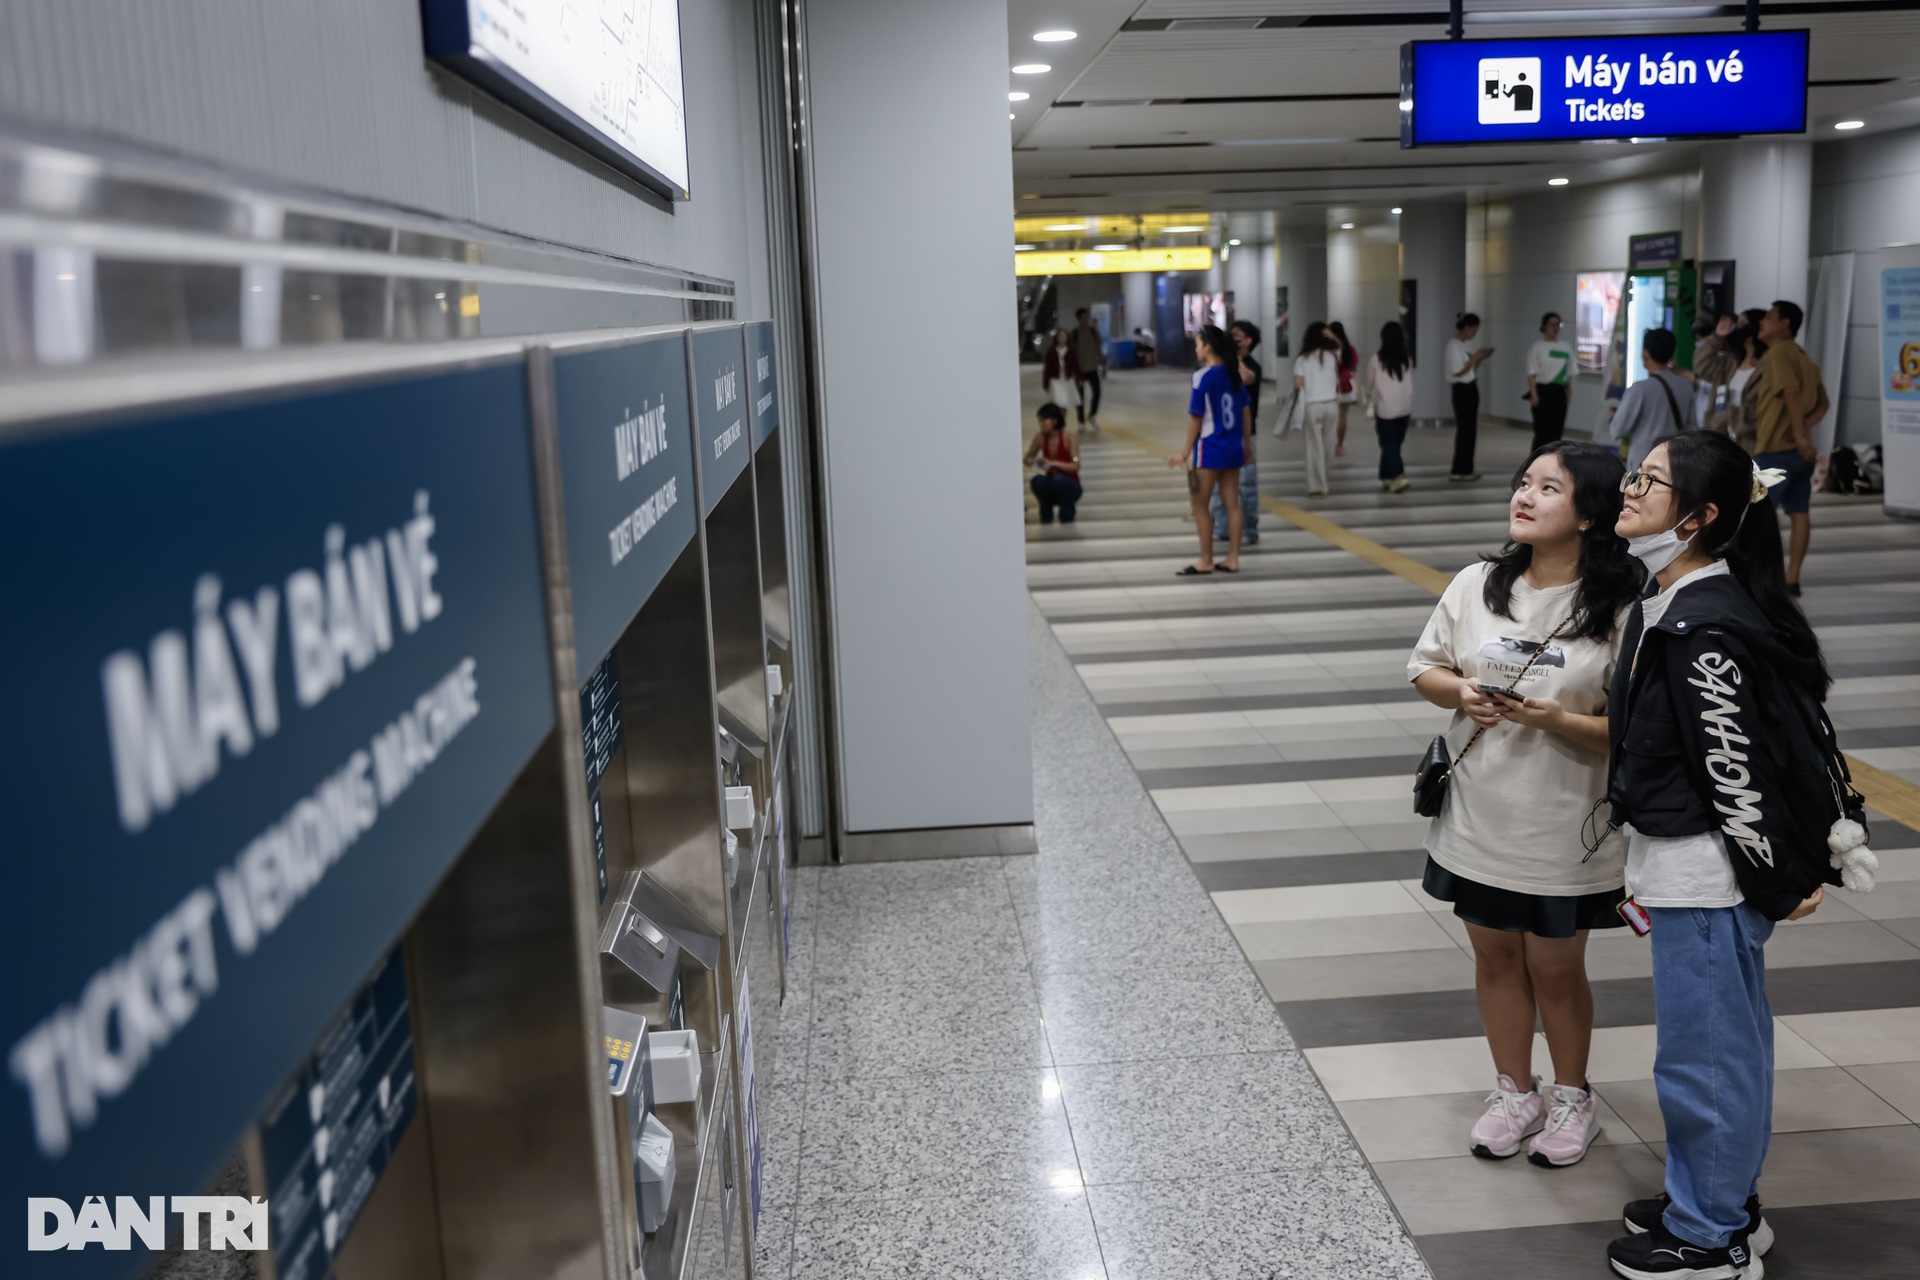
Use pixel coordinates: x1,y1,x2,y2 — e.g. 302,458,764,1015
1211,461,1259,541
1649,903,1775,1248
1375,415,1410,480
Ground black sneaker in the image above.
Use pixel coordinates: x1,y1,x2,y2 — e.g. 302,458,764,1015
1448,472,1481,482
1623,1193,1772,1257
1607,1222,1761,1278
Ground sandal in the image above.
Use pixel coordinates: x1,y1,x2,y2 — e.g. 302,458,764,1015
1176,565,1214,576
1217,564,1240,574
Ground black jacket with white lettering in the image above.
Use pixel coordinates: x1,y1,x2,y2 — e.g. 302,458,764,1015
1606,574,1845,921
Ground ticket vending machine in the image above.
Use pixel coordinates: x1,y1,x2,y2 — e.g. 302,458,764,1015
1624,265,1699,384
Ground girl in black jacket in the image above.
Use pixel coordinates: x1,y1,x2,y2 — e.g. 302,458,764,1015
1603,432,1844,1280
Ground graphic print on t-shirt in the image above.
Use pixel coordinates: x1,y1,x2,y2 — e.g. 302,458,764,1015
1478,634,1567,687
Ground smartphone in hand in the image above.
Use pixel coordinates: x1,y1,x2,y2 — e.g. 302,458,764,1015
1475,682,1517,700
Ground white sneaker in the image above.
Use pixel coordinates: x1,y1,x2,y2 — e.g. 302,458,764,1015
1469,1074,1544,1159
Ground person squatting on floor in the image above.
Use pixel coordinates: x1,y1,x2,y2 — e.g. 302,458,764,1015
1023,401,1082,524
1410,441,1641,1173
1211,319,1264,545
1602,431,1866,1280
1168,323,1249,576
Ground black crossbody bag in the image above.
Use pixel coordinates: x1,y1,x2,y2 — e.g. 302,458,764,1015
1414,617,1571,818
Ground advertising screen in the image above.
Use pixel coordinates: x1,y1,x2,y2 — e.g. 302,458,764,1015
1401,31,1807,147
423,0,690,200
1576,271,1625,373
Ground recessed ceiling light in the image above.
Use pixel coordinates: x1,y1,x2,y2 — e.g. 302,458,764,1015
1835,119,1866,130
1009,91,1030,102
1161,224,1204,233
1010,112,1017,119
1547,177,1570,186
1227,239,1241,245
1094,244,1129,251
1034,29,1076,42
1044,223,1086,231
1012,64,1051,74
1340,222,1355,229
1014,244,1036,251
1390,207,1403,214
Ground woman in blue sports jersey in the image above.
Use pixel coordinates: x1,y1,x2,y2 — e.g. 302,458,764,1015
1168,324,1251,576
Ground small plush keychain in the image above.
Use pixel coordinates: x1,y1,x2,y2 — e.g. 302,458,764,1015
1829,818,1878,893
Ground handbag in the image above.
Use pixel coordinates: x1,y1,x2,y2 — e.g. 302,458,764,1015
1413,616,1572,818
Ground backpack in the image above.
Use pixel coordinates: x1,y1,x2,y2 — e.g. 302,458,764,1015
1827,446,1861,494
1780,673,1877,892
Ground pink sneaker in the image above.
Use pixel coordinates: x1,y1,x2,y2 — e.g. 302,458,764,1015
1527,1082,1600,1167
1469,1074,1543,1159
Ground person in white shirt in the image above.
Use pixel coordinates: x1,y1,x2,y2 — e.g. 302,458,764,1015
1367,320,1415,493
1526,312,1577,449
1408,440,1642,1170
1291,321,1342,498
1446,313,1495,481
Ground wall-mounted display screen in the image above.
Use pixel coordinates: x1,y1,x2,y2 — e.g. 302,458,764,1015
422,0,690,201
1401,31,1807,147
1576,271,1625,373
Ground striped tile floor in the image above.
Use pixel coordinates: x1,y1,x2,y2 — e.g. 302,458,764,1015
1025,369,1920,1279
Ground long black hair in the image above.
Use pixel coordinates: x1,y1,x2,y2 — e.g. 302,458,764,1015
1329,320,1356,364
1377,321,1410,380
1198,323,1242,392
1661,431,1830,692
1482,441,1643,643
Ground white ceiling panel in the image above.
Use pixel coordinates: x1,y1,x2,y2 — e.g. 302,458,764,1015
1007,0,1920,215
1022,99,1405,146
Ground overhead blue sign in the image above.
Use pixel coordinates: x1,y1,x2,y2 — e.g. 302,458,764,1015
1401,31,1808,147
551,332,699,678
1,358,556,1274
745,321,779,451
690,326,752,515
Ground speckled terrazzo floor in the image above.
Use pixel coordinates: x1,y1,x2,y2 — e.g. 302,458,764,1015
747,605,1430,1278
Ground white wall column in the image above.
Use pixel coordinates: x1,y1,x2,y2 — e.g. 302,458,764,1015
1700,140,1813,312
1277,214,1326,357
1399,196,1467,422
1122,271,1154,343
802,0,1033,852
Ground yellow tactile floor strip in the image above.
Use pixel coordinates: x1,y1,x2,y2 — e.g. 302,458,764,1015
1093,419,1920,834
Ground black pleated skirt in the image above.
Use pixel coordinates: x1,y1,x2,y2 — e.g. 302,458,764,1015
1422,856,1627,938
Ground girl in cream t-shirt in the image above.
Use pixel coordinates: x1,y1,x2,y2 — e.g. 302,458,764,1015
1405,440,1640,1172
1409,566,1626,896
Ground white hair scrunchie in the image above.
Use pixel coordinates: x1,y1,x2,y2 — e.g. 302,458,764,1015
1750,464,1787,505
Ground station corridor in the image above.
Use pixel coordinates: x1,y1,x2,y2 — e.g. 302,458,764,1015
1000,369,1920,1278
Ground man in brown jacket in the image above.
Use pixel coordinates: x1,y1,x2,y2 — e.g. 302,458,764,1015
1749,299,1830,596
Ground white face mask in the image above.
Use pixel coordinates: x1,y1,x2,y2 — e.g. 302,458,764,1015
1625,513,1697,575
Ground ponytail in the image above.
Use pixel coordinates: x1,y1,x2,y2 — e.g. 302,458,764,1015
1199,324,1242,393
1663,433,1830,693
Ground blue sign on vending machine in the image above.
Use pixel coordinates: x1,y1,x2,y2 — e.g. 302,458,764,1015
550,331,700,678
1,355,556,1276
690,325,752,513
1402,31,1808,147
745,321,779,450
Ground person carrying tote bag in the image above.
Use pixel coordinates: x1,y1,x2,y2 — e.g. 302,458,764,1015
1407,441,1642,1171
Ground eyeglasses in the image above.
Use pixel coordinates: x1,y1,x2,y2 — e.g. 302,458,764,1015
1619,470,1674,498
